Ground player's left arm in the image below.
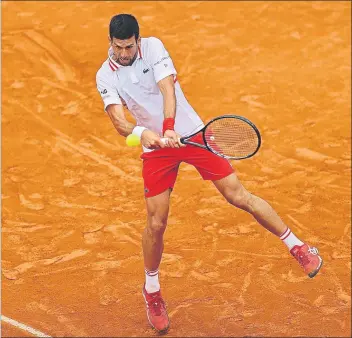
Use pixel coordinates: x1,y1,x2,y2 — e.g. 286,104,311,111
157,75,176,120
157,76,181,148
148,37,184,148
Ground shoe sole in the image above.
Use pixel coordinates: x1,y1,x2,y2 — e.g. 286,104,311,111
142,289,170,334
152,324,170,335
308,257,323,278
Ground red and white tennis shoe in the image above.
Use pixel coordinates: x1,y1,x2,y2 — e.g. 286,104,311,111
290,243,323,278
142,285,170,333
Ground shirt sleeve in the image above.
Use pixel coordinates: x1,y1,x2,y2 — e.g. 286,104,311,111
147,37,177,83
96,69,122,110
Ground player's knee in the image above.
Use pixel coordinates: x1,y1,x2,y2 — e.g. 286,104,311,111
147,215,167,235
225,188,252,211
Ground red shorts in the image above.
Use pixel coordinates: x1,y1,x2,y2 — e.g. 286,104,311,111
140,145,234,197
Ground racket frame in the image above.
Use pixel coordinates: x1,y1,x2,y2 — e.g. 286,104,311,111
181,115,261,160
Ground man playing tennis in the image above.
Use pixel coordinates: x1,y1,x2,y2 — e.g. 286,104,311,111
96,14,323,334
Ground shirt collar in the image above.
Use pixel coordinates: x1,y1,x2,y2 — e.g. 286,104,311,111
108,46,142,71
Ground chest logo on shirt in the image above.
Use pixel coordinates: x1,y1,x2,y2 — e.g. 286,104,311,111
143,68,150,74
100,89,107,94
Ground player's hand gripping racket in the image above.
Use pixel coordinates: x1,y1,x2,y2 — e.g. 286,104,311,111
161,115,261,160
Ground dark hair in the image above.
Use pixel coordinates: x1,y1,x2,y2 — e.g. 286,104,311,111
109,14,139,41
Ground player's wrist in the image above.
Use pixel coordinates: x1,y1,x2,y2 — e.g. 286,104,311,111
132,126,147,139
163,118,175,135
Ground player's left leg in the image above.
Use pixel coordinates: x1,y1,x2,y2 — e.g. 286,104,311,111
213,173,287,236
213,173,323,278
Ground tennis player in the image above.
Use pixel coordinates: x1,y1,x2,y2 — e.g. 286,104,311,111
96,14,323,334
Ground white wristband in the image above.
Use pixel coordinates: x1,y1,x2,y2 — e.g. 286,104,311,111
132,126,147,139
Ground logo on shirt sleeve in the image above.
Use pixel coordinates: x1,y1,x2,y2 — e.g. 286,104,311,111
153,56,170,66
100,89,107,94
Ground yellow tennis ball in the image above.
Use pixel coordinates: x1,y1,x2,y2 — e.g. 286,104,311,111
126,134,141,147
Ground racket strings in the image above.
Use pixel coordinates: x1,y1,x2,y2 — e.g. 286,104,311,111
204,118,259,158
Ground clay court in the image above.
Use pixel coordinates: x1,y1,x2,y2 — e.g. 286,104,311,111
1,1,351,337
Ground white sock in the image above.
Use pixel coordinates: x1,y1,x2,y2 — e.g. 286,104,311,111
145,269,160,293
280,227,304,250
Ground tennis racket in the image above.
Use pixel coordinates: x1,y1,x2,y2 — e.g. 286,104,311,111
161,115,261,160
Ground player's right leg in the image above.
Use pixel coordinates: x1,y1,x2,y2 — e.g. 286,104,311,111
142,189,171,334
140,148,181,333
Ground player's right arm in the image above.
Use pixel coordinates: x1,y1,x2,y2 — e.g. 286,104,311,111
105,104,134,137
96,70,164,148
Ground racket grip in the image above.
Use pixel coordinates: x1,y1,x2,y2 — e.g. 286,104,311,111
160,137,183,145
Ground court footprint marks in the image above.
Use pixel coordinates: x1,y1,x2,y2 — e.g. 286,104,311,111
19,194,45,211
2,249,90,280
26,300,88,337
161,253,187,278
3,29,79,84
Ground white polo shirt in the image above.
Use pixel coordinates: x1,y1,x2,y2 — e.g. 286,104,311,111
96,37,204,151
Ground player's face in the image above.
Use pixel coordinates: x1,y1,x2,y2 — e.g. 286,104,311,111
110,36,140,66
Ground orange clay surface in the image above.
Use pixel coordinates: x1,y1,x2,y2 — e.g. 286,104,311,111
1,1,351,337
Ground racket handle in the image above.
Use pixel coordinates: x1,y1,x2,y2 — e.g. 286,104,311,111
160,137,171,145
160,137,183,145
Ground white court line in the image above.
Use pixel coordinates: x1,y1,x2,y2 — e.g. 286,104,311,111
1,315,51,337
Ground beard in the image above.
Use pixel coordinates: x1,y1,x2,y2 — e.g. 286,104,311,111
116,51,138,66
